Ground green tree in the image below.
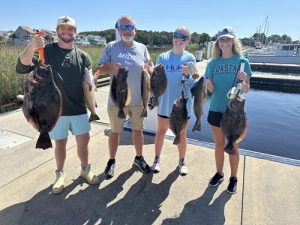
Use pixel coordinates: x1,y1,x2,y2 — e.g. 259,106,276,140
281,34,292,44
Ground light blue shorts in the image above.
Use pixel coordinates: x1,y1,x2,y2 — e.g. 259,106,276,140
49,114,91,140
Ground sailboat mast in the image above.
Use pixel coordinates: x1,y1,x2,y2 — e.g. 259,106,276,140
262,16,269,44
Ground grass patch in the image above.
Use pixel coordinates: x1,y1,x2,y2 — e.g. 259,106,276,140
0,44,26,106
0,44,200,107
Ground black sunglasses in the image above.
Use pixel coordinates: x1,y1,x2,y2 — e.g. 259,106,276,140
173,32,189,41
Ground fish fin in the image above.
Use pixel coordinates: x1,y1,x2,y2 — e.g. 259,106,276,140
173,136,180,145
89,113,100,122
125,88,131,106
190,85,196,96
36,133,52,150
27,117,40,131
140,107,147,118
118,109,126,119
192,119,201,131
152,97,159,107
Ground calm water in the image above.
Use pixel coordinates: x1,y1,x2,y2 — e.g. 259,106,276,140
188,89,300,160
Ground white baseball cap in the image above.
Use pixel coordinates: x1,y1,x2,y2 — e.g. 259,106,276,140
57,16,76,29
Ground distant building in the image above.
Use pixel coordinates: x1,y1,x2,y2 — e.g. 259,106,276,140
12,26,34,45
0,31,8,43
9,26,106,46
75,35,90,46
40,29,58,43
87,35,106,46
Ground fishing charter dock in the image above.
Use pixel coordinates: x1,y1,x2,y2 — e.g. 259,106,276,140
250,73,300,92
250,62,300,74
0,84,299,225
196,60,300,93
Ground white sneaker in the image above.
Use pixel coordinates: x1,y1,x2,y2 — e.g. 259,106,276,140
52,170,65,194
81,164,100,185
179,160,188,176
151,156,161,173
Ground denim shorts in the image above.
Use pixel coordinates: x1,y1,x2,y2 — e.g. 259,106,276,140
207,111,223,127
49,114,90,140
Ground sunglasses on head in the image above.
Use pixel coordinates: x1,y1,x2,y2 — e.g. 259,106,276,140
119,24,135,31
173,32,189,41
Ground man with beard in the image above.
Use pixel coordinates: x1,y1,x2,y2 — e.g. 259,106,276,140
94,16,153,179
16,16,99,194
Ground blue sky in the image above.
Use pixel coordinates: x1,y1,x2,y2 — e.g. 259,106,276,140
1,0,299,40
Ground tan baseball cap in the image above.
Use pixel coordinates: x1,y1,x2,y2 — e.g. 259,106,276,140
57,16,76,29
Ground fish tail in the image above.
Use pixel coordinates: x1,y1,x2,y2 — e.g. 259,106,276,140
118,109,126,119
192,119,201,131
224,141,235,155
89,113,100,122
36,133,52,150
173,136,180,145
140,107,147,118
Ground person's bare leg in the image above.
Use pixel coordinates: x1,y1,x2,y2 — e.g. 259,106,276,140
210,125,225,174
76,132,90,166
55,138,68,171
154,117,169,157
132,129,143,156
108,132,120,159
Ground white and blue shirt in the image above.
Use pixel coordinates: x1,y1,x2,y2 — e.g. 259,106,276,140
156,50,196,117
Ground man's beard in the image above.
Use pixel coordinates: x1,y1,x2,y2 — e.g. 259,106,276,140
121,34,134,42
58,33,75,43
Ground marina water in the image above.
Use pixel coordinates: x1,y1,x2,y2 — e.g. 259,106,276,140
188,81,300,161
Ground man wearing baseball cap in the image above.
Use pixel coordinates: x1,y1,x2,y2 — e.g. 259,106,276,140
16,16,100,194
57,16,77,29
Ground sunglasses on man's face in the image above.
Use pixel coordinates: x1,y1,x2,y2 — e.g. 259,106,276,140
173,32,189,41
119,24,135,31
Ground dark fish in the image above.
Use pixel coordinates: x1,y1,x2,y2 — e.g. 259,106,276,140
140,70,150,117
82,68,100,122
191,76,207,131
149,64,167,108
22,64,62,150
110,67,131,119
220,96,247,154
169,92,188,145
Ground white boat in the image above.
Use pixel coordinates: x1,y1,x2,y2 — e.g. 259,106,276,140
246,44,300,64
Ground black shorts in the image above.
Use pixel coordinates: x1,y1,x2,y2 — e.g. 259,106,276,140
207,111,223,127
158,114,169,119
158,114,191,120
